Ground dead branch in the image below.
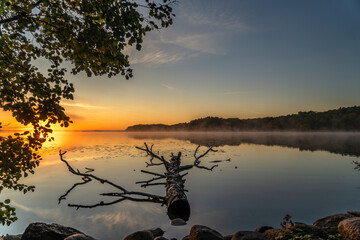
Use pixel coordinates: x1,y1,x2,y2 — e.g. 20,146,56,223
210,158,231,163
58,177,91,204
136,143,169,169
140,169,165,177
193,145,219,171
59,150,165,209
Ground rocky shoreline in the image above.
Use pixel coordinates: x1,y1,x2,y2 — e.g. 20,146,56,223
2,211,360,240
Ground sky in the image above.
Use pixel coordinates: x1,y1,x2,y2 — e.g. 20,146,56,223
1,0,360,130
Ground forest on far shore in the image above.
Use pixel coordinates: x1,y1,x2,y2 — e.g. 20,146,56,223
126,106,360,131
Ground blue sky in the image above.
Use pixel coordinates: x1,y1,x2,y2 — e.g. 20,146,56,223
1,0,360,130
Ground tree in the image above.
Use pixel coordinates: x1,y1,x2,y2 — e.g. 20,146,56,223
0,0,176,225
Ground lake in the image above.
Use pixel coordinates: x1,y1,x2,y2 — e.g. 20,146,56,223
1,131,360,239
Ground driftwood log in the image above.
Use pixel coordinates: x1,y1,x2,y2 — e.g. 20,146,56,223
59,143,230,224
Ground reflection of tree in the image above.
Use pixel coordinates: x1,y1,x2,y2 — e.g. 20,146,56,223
126,132,360,157
0,128,41,225
59,143,228,224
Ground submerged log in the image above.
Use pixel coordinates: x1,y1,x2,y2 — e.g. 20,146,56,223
165,152,190,222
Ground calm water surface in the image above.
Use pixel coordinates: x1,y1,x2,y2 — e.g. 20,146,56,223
1,132,360,239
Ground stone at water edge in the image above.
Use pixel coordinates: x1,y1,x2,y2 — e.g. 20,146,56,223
154,237,168,240
171,218,187,226
123,231,154,240
21,222,83,240
338,217,360,240
313,213,354,235
1,235,22,240
286,222,326,239
123,227,165,240
348,211,360,217
262,229,283,240
146,228,165,237
254,226,274,234
189,225,223,240
231,231,267,240
64,233,97,240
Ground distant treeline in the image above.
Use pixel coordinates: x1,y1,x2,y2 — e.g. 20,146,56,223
125,106,360,131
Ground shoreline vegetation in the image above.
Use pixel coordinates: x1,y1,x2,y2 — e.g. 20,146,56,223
126,106,360,132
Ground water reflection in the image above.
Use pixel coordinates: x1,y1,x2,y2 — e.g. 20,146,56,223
58,143,229,226
1,131,360,239
126,132,360,157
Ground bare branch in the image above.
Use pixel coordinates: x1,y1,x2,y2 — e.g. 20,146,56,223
136,176,164,184
59,150,127,192
140,182,166,188
195,164,218,171
58,177,91,204
140,170,165,178
136,143,169,168
179,165,193,172
145,161,163,167
59,150,165,209
193,146,219,171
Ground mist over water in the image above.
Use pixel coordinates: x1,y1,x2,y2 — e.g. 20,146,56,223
1,131,360,239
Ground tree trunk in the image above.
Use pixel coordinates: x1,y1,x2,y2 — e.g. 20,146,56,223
165,152,190,222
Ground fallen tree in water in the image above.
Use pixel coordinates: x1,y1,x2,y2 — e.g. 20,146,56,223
58,143,229,224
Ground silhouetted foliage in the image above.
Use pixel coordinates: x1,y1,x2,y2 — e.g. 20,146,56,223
1,0,176,225
126,106,360,132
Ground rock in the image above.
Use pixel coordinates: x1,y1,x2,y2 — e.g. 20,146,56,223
123,231,154,240
254,226,273,234
64,233,97,240
313,213,354,235
286,222,326,239
154,237,168,240
348,211,360,217
189,225,223,240
223,235,233,240
124,228,164,240
231,231,266,240
146,228,165,238
2,235,22,240
263,229,282,240
182,236,190,240
338,217,360,240
21,222,82,240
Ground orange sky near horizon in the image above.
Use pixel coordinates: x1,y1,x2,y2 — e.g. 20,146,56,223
0,104,280,131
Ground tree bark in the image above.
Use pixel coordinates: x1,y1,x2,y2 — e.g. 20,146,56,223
165,152,190,221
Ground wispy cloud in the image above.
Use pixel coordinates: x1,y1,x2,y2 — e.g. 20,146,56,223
130,50,192,65
184,11,249,32
162,84,175,90
125,1,250,65
160,33,225,55
62,102,105,109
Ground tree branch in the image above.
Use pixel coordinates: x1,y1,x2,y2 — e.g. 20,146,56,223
58,150,165,209
0,0,44,24
136,143,169,169
193,145,219,171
